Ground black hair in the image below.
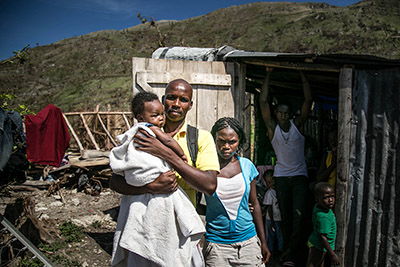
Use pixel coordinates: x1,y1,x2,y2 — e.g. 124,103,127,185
131,92,159,117
211,117,246,152
263,169,274,179
314,182,333,197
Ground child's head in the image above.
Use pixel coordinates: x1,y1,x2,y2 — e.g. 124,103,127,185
314,182,335,210
263,170,275,189
131,92,165,128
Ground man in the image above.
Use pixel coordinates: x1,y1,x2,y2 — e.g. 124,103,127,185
110,79,220,266
259,67,313,266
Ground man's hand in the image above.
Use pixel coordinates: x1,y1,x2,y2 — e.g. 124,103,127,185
134,129,169,159
147,170,178,194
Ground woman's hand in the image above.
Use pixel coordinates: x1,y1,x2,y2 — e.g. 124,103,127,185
261,241,271,263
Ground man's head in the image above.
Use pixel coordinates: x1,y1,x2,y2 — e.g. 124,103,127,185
275,101,293,127
131,92,165,128
162,79,193,123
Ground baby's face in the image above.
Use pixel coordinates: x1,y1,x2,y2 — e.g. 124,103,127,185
140,100,165,128
265,176,274,189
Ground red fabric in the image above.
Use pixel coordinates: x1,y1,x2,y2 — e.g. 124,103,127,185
25,104,70,167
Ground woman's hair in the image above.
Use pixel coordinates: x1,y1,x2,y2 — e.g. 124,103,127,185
131,92,159,117
211,117,246,152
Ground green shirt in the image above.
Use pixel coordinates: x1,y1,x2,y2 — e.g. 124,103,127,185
308,204,337,251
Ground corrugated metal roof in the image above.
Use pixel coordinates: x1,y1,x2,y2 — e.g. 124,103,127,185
224,51,400,68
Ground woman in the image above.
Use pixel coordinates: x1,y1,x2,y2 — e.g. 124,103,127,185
203,117,271,266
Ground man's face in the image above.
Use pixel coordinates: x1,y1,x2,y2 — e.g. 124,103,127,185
163,81,193,122
275,104,291,125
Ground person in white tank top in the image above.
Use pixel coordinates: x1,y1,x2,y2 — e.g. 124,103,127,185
259,67,313,267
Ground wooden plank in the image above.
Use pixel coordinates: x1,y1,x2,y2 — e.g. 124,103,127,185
64,111,131,115
96,114,117,147
217,62,235,119
63,114,84,151
136,71,231,86
335,67,353,266
80,113,100,150
122,113,131,129
240,59,341,73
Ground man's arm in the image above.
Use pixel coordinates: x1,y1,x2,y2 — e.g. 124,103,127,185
109,171,178,195
259,67,276,140
294,71,313,129
149,126,186,160
134,130,217,196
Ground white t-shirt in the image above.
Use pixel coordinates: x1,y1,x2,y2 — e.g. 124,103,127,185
263,188,281,221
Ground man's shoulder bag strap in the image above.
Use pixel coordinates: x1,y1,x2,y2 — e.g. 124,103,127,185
186,124,207,215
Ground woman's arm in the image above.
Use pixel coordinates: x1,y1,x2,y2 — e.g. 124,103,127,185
249,180,271,263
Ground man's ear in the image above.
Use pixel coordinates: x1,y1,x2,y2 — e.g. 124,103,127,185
188,100,193,111
162,95,165,104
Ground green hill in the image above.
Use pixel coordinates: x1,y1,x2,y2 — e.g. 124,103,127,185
1,0,399,113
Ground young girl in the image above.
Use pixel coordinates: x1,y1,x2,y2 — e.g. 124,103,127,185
110,92,204,267
306,182,340,267
263,169,284,257
203,117,271,266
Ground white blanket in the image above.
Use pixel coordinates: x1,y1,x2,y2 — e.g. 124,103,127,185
109,123,205,267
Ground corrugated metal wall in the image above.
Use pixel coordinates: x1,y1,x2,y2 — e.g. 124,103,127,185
345,68,400,266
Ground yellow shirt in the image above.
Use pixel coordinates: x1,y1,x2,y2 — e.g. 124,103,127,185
172,121,220,206
326,152,336,190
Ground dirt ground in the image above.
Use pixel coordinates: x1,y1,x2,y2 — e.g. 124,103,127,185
1,175,282,267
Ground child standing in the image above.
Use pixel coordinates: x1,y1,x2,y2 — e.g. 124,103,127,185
306,182,340,267
262,170,284,257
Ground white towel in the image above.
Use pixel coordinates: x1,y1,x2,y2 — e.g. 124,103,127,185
109,122,171,186
109,123,205,267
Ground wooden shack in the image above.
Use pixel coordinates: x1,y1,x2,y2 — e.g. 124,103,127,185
133,47,400,267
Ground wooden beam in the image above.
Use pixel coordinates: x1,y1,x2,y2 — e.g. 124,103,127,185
96,113,117,147
80,113,100,150
335,67,353,266
240,59,341,73
64,111,131,115
62,114,84,151
122,113,131,129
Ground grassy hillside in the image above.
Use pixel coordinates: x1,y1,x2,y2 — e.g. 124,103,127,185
1,0,399,113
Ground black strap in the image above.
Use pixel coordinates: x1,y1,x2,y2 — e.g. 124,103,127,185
186,124,198,168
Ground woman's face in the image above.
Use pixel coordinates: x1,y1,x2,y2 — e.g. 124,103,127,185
215,127,239,160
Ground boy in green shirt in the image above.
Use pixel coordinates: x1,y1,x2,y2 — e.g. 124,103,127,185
307,182,340,267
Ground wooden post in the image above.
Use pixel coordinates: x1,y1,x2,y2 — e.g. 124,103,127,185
96,113,117,147
122,113,131,129
80,113,100,150
335,67,353,266
107,104,111,149
63,114,84,151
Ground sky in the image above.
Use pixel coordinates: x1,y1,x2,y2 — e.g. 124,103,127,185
0,0,360,61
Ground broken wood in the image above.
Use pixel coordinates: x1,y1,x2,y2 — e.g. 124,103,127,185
63,114,84,151
80,113,100,150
